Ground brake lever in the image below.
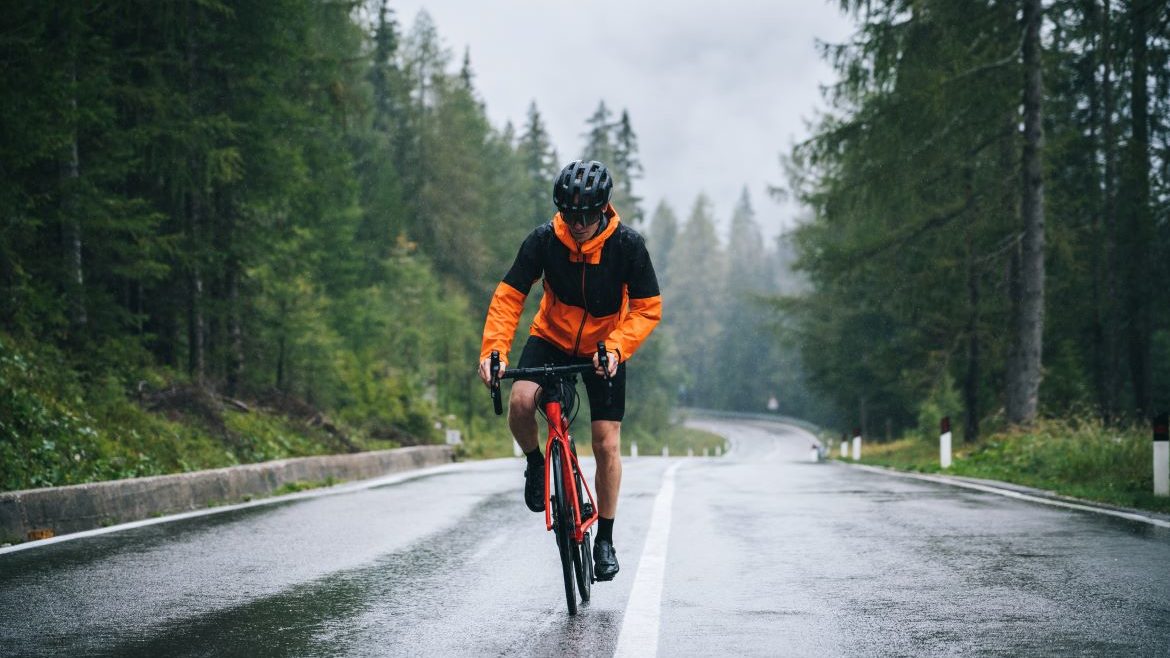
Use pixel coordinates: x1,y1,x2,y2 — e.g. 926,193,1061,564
490,350,503,416
597,341,613,408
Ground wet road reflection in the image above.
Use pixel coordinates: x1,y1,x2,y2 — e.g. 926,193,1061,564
1,418,1168,656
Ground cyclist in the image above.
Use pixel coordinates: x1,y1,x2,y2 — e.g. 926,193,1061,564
478,160,662,581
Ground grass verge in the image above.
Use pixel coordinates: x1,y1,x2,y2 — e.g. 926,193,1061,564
852,417,1170,514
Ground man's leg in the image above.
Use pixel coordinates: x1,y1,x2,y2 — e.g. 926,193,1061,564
510,380,545,512
508,380,541,452
591,420,622,517
592,419,622,581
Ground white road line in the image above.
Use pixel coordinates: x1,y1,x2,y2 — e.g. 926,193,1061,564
614,461,682,658
848,463,1170,529
0,462,470,556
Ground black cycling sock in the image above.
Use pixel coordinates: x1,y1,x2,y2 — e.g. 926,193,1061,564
525,447,543,468
597,516,614,543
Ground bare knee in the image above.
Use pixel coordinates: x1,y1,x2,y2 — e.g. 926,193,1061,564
592,422,622,461
508,382,539,424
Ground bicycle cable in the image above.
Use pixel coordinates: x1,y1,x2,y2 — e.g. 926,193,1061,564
534,376,581,429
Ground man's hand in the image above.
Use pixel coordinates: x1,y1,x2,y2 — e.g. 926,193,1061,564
592,350,619,378
479,357,506,388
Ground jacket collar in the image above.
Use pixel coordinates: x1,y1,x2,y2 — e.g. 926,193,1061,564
553,204,620,263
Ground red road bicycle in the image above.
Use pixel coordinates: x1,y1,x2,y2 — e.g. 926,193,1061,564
489,343,613,615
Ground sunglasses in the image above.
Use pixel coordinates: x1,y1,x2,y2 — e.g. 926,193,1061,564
564,211,602,228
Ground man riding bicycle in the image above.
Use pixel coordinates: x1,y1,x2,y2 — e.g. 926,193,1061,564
478,160,662,581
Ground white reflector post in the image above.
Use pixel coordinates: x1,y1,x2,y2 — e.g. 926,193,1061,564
662,446,669,457
631,442,638,459
1155,413,1169,497
851,428,861,460
940,416,953,469
513,441,522,458
840,440,848,458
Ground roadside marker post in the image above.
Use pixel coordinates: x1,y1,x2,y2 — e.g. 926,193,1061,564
631,442,638,459
686,447,694,457
662,446,669,457
1155,413,1169,497
851,427,862,461
940,416,953,469
513,441,522,458
840,433,848,458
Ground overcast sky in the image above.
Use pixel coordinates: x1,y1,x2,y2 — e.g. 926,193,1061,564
388,1,855,240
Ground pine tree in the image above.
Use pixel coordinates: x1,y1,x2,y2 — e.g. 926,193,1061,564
611,109,645,226
581,100,616,165
517,101,558,226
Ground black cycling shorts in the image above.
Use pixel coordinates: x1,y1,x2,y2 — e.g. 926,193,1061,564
514,336,626,422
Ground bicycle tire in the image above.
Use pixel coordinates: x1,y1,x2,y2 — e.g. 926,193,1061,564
572,466,592,601
576,529,593,600
549,443,578,615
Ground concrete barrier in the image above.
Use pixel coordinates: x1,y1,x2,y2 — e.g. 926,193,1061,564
0,445,454,543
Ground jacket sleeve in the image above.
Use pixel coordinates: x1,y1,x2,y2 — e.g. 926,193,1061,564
480,229,544,361
605,236,662,362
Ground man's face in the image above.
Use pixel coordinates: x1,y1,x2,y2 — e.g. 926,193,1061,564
564,209,603,242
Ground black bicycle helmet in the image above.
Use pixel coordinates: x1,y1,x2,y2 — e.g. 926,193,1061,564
552,160,613,213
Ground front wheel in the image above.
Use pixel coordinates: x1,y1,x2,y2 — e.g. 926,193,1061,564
572,465,593,601
549,443,577,615
575,530,593,601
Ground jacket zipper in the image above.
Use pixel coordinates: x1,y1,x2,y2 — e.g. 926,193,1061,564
571,245,589,357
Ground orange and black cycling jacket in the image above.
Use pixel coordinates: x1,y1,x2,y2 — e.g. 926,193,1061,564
480,205,662,364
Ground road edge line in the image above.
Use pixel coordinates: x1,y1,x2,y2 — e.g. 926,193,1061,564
614,461,682,658
844,462,1170,529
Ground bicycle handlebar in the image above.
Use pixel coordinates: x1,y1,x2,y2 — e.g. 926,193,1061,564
489,343,613,416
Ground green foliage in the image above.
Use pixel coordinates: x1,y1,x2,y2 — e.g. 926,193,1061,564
916,372,962,443
857,417,1170,514
0,3,687,491
0,332,358,491
782,0,1170,436
273,476,338,496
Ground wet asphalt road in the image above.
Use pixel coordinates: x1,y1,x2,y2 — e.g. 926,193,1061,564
1,417,1168,657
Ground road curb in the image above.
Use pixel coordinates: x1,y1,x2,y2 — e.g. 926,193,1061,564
0,445,455,544
838,461,1170,529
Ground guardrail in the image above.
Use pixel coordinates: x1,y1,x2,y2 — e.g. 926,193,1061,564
676,407,824,436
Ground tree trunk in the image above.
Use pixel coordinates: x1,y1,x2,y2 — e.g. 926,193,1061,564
965,229,981,442
1099,0,1122,421
184,0,205,385
187,224,205,384
1006,0,1046,426
1123,0,1153,416
226,262,243,397
61,8,86,331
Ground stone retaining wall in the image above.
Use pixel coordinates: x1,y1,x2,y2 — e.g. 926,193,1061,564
0,445,455,543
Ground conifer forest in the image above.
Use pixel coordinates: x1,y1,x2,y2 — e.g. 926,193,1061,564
1,1,1167,490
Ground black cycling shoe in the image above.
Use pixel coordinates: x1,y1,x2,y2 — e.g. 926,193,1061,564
523,464,545,513
593,539,619,581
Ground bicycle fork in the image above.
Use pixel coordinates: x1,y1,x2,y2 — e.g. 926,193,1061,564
543,404,599,543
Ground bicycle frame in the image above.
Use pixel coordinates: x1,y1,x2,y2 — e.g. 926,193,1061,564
542,394,599,542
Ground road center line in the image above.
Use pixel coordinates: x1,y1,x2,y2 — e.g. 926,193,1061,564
614,461,681,658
